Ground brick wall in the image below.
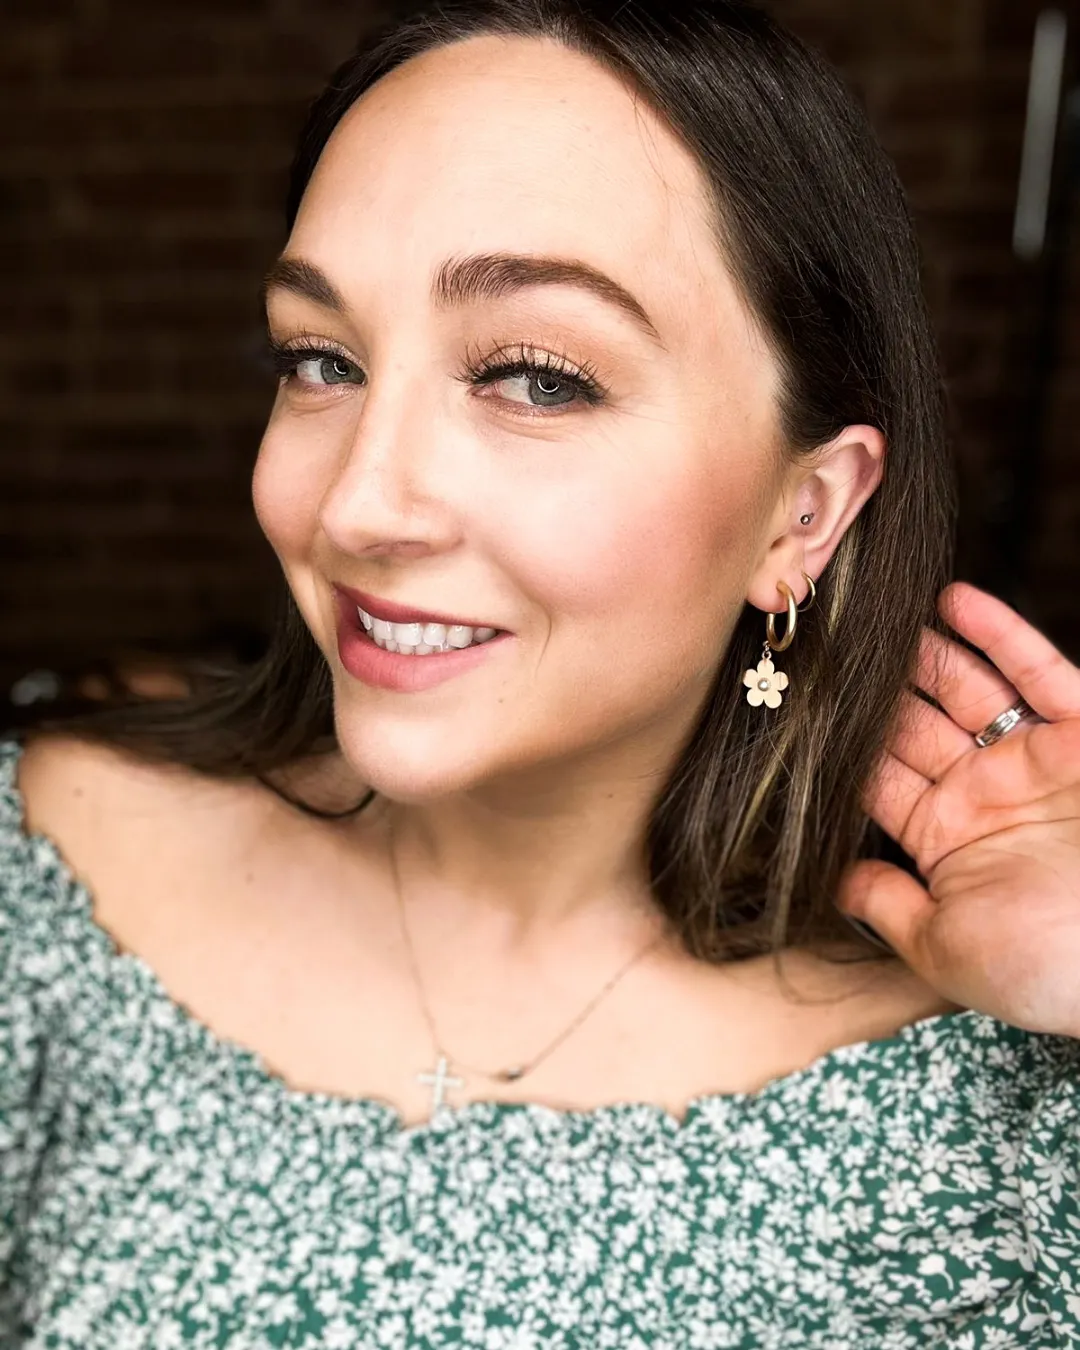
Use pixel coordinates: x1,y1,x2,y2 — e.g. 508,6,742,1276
774,0,1079,652
1,0,1077,696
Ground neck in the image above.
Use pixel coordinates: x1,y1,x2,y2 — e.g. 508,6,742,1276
363,744,676,954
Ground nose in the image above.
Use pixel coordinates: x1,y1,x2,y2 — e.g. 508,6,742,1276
317,376,461,562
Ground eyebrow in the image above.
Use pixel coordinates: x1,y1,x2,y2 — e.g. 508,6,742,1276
260,251,666,349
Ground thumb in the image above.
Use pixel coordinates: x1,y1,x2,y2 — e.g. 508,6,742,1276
838,859,936,970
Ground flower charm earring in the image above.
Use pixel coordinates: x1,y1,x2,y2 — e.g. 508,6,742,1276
743,573,816,709
744,650,789,708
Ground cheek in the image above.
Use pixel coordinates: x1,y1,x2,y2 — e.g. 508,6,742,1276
251,425,329,557
508,449,765,657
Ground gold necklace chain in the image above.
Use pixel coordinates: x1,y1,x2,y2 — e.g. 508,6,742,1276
388,823,666,1085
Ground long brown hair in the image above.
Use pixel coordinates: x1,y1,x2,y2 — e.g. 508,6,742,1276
12,0,956,970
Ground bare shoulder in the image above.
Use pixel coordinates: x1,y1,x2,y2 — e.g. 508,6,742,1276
17,731,249,850
788,942,969,1035
15,732,379,956
16,732,269,947
723,940,969,1048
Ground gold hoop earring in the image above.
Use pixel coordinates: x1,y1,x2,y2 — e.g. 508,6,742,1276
797,570,816,613
765,580,798,652
742,574,814,710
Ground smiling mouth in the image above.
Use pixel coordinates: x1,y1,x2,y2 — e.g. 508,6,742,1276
354,605,502,656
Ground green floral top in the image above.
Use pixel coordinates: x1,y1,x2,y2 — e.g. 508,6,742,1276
2,736,1080,1350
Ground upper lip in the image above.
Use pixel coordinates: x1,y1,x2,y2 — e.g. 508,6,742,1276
334,584,505,632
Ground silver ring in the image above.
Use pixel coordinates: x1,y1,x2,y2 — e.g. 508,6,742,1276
974,698,1036,748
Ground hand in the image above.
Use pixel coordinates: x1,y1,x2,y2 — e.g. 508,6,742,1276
838,580,1080,1039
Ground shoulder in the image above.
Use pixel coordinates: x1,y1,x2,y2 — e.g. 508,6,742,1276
17,730,175,822
8,732,374,960
11,732,270,950
16,730,242,852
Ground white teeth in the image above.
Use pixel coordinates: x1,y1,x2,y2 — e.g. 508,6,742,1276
357,606,501,656
394,622,424,647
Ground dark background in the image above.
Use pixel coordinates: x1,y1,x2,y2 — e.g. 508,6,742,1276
1,0,1078,699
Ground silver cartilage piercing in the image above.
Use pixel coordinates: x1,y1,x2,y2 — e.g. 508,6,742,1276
800,513,814,525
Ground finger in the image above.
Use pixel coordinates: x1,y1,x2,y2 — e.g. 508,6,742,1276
938,581,1080,722
837,859,937,974
861,747,929,846
913,626,1020,735
888,688,974,780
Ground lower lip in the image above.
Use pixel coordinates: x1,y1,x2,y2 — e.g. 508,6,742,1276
334,603,511,693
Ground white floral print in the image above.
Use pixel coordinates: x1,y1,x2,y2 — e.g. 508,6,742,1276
1,737,1079,1349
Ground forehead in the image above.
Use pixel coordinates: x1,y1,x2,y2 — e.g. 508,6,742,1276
291,34,756,353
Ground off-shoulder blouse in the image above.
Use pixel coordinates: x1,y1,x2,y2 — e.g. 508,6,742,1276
1,736,1079,1348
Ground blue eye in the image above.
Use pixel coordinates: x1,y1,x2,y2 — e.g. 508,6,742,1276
300,355,355,385
265,337,361,388
460,341,608,412
262,332,609,414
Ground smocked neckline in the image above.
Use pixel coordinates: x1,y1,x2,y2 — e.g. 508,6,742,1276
0,736,982,1146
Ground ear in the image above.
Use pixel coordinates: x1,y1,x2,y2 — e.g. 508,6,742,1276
747,424,886,614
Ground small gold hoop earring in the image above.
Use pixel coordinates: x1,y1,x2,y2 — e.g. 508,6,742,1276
743,574,815,710
765,580,798,652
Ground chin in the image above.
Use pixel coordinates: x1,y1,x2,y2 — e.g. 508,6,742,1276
330,708,510,804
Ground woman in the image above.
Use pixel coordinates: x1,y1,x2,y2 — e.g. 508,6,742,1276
2,0,1079,1345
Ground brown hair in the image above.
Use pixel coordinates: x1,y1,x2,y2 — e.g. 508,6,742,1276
13,0,956,970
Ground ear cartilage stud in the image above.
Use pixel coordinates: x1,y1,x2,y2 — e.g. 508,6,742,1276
800,513,814,525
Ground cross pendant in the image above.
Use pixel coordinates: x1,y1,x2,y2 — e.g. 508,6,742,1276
416,1055,465,1114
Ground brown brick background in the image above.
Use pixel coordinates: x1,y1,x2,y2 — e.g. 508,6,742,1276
1,0,1078,698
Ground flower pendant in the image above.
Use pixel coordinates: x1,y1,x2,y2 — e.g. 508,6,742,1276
743,655,789,708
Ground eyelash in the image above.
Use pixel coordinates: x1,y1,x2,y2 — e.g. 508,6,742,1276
263,332,609,414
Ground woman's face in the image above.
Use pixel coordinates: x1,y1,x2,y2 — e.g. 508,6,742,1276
254,34,801,802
